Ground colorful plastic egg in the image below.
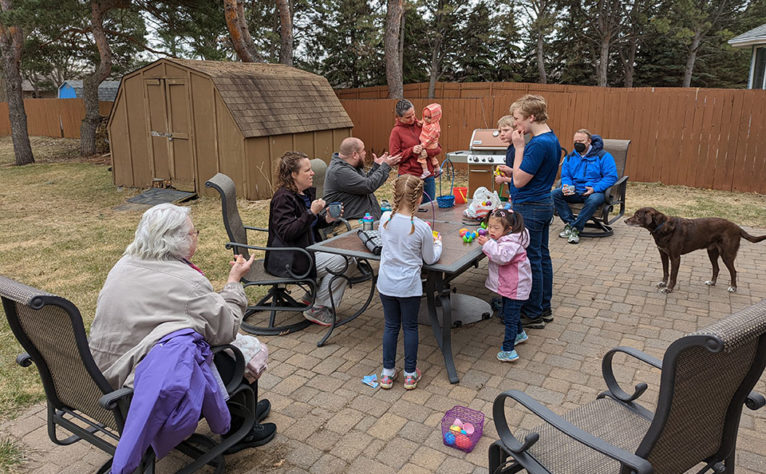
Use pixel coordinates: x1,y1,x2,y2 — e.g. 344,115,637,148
450,424,461,433
463,423,475,435
453,418,463,427
458,228,468,237
443,431,456,445
478,228,488,236
455,434,472,450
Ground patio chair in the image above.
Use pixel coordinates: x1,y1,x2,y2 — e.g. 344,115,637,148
0,275,256,474
310,158,328,198
205,173,376,345
205,172,316,336
556,139,630,237
488,299,766,474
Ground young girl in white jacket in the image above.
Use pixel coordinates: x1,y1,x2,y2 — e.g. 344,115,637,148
476,208,532,362
377,175,442,389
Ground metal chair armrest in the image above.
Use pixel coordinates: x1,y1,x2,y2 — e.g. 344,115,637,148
746,391,766,410
604,175,628,203
602,346,661,403
243,225,268,232
16,352,33,367
212,344,246,395
494,390,653,474
225,241,314,280
99,387,134,410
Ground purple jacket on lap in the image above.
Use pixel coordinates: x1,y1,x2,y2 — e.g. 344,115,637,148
111,329,231,474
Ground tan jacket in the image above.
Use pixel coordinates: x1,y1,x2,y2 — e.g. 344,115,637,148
89,255,247,389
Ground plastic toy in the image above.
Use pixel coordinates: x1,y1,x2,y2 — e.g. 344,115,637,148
458,228,468,237
480,221,487,229
463,423,475,435
450,424,461,433
433,231,440,239
455,434,471,450
462,231,476,243
443,432,456,445
477,228,488,237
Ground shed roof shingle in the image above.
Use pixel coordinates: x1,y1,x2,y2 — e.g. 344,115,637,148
165,59,353,138
728,23,766,47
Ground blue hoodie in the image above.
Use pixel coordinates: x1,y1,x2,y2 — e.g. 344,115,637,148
559,135,618,194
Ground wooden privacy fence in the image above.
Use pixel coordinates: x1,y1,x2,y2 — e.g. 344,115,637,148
338,82,766,194
0,99,113,138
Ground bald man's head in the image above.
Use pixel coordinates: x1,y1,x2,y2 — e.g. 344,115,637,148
339,137,363,158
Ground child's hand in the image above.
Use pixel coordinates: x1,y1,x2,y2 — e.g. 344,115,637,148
476,235,488,245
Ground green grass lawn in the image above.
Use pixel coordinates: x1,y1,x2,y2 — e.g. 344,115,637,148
1,138,765,426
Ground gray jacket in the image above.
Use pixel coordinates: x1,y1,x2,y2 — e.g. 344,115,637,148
89,255,247,388
323,154,391,220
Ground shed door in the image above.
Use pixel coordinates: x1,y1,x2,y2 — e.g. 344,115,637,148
144,78,195,191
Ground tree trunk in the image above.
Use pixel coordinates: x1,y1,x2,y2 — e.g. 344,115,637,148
398,8,405,76
624,37,637,87
0,0,34,165
224,0,262,62
385,0,404,99
81,0,122,157
276,0,293,66
598,35,609,86
682,29,702,87
536,33,547,84
427,33,441,99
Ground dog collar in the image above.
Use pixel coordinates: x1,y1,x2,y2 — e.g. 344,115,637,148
651,222,667,235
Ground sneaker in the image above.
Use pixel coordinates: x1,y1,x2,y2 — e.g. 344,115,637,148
420,171,430,179
541,308,554,323
497,350,519,362
299,292,312,306
403,368,422,390
514,331,529,345
433,167,443,178
568,228,580,244
559,224,572,239
255,399,271,423
224,422,277,454
302,306,334,327
520,314,546,329
380,369,398,390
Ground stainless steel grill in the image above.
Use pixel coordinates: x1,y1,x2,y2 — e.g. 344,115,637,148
446,129,508,196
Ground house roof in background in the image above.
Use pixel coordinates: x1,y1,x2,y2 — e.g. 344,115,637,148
164,58,354,138
60,80,121,101
729,24,766,47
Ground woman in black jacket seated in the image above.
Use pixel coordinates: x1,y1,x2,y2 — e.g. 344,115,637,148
265,151,356,327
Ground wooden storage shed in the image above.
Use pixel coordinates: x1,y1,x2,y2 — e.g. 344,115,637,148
107,58,354,199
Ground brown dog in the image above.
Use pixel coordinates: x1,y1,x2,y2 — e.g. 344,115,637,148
626,207,766,293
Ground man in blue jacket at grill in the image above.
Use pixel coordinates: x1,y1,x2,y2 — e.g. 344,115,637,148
552,129,618,244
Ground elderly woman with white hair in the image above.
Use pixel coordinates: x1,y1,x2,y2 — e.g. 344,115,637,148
89,203,275,452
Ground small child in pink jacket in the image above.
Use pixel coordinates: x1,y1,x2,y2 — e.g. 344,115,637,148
476,208,532,363
418,103,442,179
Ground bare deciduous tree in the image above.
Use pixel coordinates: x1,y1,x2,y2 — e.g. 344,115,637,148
224,0,262,62
0,0,34,165
385,0,404,98
276,0,292,66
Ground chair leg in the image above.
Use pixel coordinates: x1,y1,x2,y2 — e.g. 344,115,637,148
240,286,312,336
489,441,524,473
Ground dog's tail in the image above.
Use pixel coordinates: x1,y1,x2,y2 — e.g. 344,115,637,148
741,229,766,243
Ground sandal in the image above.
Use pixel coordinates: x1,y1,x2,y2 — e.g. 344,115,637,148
379,369,398,389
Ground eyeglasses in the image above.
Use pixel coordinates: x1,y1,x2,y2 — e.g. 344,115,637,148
189,229,200,237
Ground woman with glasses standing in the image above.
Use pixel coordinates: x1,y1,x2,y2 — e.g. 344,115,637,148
507,95,561,329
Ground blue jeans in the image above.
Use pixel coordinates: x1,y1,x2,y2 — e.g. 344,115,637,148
422,176,435,203
380,293,420,373
502,297,524,351
552,188,606,232
513,198,554,318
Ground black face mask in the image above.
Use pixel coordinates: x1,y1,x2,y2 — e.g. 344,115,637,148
574,142,587,153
